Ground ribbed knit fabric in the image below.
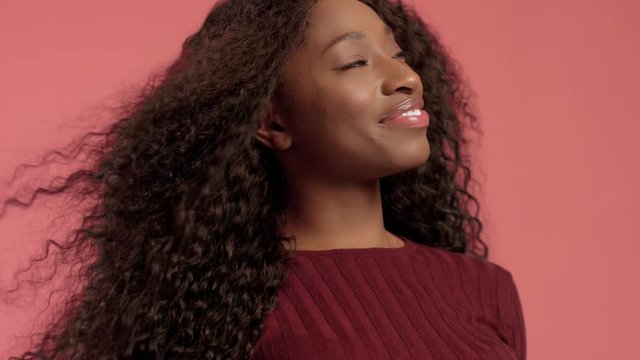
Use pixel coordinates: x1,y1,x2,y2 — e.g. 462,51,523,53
251,236,526,360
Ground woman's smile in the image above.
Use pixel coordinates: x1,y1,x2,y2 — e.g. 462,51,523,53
378,108,430,128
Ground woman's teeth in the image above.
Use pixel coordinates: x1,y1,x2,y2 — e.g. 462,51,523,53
402,109,422,116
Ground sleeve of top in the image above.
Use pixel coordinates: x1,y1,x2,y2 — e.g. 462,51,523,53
496,267,527,360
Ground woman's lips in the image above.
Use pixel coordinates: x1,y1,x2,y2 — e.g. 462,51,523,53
379,97,427,125
379,109,430,128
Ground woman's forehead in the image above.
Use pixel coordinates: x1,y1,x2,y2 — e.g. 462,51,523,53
304,0,387,53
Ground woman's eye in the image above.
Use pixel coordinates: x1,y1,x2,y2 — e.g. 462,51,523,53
341,59,368,70
339,51,406,71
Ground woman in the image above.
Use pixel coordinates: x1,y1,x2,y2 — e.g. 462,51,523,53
4,0,526,359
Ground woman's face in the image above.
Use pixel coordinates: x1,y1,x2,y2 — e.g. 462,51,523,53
260,0,429,182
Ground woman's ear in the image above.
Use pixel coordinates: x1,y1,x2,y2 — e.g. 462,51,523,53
255,100,292,151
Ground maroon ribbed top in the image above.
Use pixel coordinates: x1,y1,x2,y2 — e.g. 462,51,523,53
251,236,526,360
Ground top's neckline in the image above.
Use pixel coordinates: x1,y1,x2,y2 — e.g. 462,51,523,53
292,235,415,257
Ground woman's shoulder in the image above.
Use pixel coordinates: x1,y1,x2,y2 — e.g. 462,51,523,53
409,238,514,283
409,239,523,323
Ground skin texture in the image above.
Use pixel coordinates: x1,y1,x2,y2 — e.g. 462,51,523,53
256,0,429,251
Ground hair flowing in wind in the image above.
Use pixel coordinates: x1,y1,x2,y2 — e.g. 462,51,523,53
2,0,487,358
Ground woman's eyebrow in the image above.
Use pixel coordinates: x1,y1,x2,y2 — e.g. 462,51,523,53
321,24,392,55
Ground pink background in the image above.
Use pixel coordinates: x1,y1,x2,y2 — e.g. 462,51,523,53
1,0,638,359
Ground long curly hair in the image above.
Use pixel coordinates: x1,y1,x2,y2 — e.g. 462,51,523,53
3,0,487,358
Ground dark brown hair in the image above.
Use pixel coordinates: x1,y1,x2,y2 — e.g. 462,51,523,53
3,0,487,358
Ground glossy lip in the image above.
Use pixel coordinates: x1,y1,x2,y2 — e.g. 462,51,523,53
379,97,425,123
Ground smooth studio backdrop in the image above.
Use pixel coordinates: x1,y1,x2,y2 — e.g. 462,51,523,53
1,1,638,359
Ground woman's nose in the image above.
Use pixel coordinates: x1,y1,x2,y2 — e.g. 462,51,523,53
380,59,421,96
